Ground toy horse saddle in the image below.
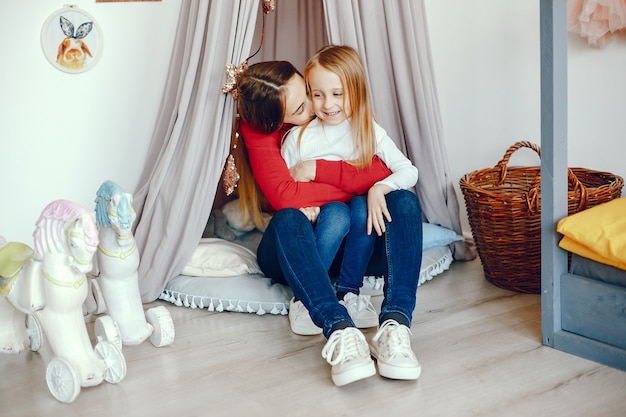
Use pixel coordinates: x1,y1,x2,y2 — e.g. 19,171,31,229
0,242,34,281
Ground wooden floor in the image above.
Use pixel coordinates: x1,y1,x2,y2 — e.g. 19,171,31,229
2,257,625,417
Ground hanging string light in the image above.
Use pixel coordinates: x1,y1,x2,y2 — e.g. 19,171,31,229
221,0,276,196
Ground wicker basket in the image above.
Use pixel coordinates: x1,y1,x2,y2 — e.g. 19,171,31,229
459,141,624,294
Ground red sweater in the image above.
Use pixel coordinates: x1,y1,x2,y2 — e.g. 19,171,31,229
239,120,392,212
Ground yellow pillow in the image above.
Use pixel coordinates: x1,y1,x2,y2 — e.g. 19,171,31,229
558,236,626,270
556,197,626,270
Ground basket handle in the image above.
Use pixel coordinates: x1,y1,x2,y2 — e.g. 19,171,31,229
495,141,589,213
527,167,590,213
494,141,542,184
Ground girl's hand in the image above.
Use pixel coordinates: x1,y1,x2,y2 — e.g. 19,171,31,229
367,184,393,236
289,160,316,182
299,206,320,223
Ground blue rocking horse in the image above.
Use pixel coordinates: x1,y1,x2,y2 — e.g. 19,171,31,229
91,180,174,348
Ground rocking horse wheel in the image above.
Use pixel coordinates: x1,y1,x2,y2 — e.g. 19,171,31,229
26,315,42,352
94,315,123,351
94,341,126,384
46,357,81,403
146,305,175,347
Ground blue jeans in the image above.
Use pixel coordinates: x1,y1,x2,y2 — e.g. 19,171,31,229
315,202,351,272
257,190,423,338
335,196,376,295
257,208,353,337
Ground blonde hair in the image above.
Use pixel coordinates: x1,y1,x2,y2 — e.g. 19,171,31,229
235,61,301,228
304,45,376,169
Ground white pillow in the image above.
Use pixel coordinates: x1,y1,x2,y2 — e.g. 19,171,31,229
181,238,262,277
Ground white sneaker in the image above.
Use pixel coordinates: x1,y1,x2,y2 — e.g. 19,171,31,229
288,298,322,336
339,293,379,328
370,319,421,380
360,276,384,296
321,327,376,386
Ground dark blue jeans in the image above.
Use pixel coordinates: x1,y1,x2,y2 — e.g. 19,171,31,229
314,202,351,272
335,195,376,295
257,190,423,338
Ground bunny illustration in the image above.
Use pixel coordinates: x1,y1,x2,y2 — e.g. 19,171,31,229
56,15,93,70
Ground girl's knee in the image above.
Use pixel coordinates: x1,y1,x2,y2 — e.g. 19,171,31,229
323,201,350,217
320,202,350,231
387,190,421,216
273,207,303,222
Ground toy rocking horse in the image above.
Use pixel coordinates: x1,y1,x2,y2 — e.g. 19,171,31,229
0,199,126,403
91,180,174,348
0,237,41,354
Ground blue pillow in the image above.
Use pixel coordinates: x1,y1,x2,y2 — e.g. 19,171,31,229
422,223,464,251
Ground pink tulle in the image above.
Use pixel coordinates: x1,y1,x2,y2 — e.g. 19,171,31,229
568,0,626,47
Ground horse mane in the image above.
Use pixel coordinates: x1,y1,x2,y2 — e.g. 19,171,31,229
32,199,97,259
95,180,132,228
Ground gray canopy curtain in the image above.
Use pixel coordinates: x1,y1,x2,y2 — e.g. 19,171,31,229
323,0,474,261
133,0,474,303
132,0,260,302
250,0,327,69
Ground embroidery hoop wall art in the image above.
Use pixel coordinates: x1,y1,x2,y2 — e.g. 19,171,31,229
41,6,103,73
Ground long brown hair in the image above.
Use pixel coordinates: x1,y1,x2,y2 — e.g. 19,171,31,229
235,61,301,228
304,45,376,169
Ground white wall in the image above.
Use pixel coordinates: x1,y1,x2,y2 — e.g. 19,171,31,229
2,1,625,244
1,0,182,243
425,0,626,231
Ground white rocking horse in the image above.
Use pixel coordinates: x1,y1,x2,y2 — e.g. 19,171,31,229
0,237,41,354
0,199,126,403
91,180,174,348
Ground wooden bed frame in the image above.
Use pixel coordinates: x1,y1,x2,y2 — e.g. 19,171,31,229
540,0,626,372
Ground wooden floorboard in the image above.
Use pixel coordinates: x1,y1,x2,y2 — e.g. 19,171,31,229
1,257,625,417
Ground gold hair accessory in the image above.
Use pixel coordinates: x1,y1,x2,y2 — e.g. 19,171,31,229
222,152,240,196
262,0,275,14
221,61,248,99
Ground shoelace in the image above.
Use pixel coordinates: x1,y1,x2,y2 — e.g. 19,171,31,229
374,320,414,358
322,328,366,365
